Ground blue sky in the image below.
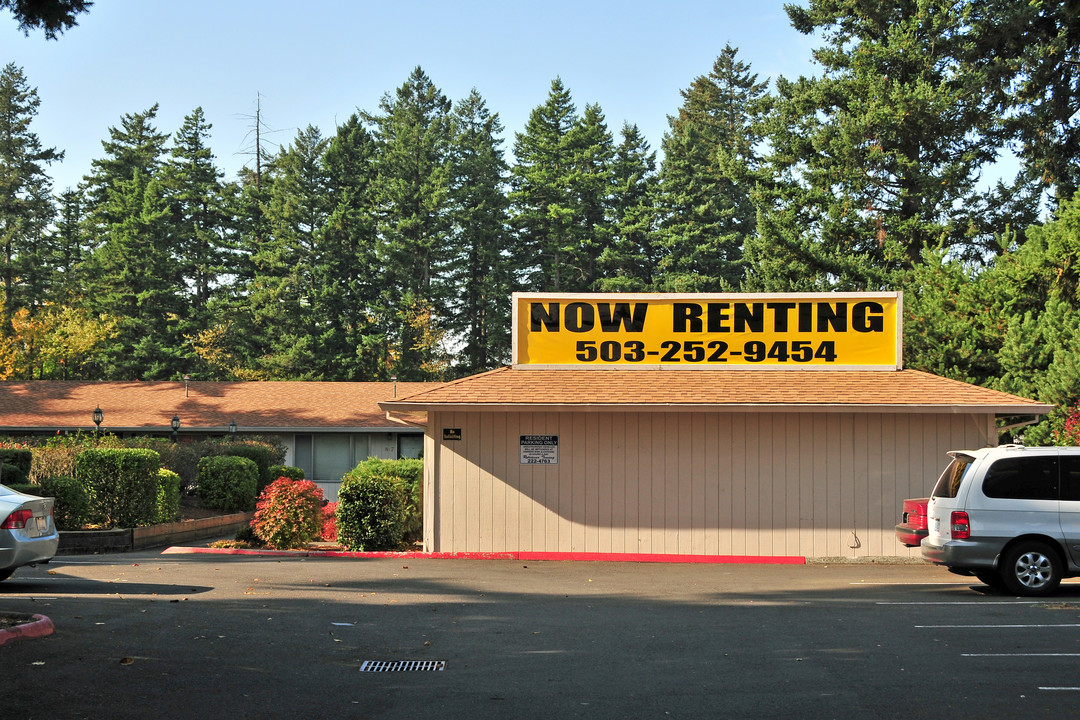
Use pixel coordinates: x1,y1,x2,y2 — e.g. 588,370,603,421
7,0,818,192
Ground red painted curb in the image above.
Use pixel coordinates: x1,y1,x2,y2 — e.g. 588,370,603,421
0,614,55,647
162,546,806,565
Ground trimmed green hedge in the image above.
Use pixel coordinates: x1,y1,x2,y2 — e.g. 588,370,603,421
197,456,258,513
1,462,26,486
0,449,32,480
336,458,417,551
38,475,91,530
75,448,161,528
155,469,182,524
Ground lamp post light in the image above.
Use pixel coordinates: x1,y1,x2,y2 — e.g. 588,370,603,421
171,415,180,443
229,420,237,436
92,407,103,435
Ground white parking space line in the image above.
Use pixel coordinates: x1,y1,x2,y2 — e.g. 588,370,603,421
852,582,974,586
1039,687,1080,691
1,596,58,601
964,653,1080,657
916,623,1080,628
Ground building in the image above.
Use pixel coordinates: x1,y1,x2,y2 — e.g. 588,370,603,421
0,380,433,500
379,293,1054,560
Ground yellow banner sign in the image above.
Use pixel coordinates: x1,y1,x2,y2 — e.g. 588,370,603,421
512,293,902,369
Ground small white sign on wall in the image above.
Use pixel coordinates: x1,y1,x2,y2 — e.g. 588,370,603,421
520,435,559,464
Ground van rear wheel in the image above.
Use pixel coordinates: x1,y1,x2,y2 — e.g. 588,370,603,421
1000,541,1062,596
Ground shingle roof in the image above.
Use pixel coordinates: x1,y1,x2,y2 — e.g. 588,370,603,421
380,367,1052,415
0,381,436,432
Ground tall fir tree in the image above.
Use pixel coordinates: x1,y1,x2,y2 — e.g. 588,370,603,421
565,102,616,290
365,67,453,380
446,89,512,376
747,1,1007,291
82,107,184,379
510,78,579,292
0,63,61,338
161,108,230,318
318,113,386,380
656,45,769,291
967,0,1080,206
247,125,331,379
596,122,659,290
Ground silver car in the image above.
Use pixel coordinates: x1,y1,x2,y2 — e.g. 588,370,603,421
0,483,59,581
922,445,1080,596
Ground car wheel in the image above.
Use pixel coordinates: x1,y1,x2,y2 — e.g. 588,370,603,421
974,570,1005,589
1000,541,1062,596
0,568,14,582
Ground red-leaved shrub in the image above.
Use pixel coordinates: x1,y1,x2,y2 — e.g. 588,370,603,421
251,477,324,550
321,502,337,542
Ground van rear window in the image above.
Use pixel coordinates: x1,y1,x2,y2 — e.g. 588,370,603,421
931,457,973,499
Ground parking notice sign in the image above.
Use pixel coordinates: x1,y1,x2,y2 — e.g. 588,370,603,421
520,435,559,464
512,292,901,370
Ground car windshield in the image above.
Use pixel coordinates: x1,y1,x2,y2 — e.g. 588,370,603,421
931,455,974,499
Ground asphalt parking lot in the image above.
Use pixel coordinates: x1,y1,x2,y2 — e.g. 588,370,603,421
4,551,1080,719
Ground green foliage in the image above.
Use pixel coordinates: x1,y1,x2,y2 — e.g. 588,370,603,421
251,478,325,550
656,45,769,291
445,89,512,375
0,448,32,477
75,448,161,528
37,475,90,530
155,468,181,524
267,465,304,482
1,462,26,485
2,0,92,40
196,455,258,513
122,437,201,488
335,459,409,551
212,442,280,492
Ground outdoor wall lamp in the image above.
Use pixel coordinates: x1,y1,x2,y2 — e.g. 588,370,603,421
171,415,180,442
92,407,103,433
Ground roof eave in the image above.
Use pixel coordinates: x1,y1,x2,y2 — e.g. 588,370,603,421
379,401,1055,415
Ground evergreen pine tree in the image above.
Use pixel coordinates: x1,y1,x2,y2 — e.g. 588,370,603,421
248,125,331,378
656,45,769,291
365,67,453,380
446,89,512,375
565,102,616,290
749,1,1006,290
0,63,62,335
510,78,579,292
318,113,386,380
596,123,659,291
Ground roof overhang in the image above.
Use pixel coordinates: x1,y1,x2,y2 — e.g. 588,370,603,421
381,401,1055,416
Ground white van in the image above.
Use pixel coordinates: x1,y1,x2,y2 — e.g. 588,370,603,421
922,445,1080,596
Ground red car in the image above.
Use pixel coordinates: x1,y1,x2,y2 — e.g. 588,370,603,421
895,497,929,547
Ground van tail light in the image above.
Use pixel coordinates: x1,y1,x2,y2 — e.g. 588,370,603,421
951,511,971,540
1,508,32,530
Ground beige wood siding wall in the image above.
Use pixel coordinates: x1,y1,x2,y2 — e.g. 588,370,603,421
424,410,994,558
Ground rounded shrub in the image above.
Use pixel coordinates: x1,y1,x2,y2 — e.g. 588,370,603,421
1,462,26,486
38,475,91,530
196,456,258,513
336,464,406,551
251,478,325,550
